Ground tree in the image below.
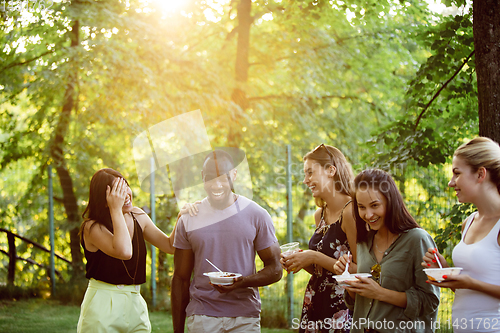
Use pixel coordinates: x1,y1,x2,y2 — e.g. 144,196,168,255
474,0,500,142
0,0,199,281
1,0,437,289
366,0,500,258
49,11,84,280
372,0,500,169
228,0,251,146
1,1,87,279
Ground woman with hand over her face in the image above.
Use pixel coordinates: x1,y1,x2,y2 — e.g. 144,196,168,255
336,169,439,333
281,144,357,332
422,137,500,333
77,168,189,333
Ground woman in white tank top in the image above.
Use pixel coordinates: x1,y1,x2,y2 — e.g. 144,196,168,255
422,137,500,333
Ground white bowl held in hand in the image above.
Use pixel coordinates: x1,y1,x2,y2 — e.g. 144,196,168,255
203,272,242,285
423,267,463,283
333,273,372,288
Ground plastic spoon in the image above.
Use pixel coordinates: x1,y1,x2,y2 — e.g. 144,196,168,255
433,251,443,269
342,251,351,276
206,259,223,273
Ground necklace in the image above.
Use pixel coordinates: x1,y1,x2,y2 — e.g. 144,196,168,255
122,213,139,284
374,242,386,254
319,200,352,236
374,242,384,253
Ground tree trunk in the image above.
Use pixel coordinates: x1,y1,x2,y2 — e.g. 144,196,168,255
50,19,84,280
474,0,500,143
228,0,252,147
235,0,251,83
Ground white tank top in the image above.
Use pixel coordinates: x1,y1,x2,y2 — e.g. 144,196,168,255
452,212,500,332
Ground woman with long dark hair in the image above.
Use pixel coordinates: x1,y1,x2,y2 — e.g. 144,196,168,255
335,169,440,333
77,168,183,333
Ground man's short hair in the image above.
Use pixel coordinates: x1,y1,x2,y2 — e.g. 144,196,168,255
203,150,235,170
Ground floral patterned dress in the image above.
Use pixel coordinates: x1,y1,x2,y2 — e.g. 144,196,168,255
299,203,352,333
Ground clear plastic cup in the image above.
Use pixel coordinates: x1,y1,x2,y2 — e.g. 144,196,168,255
280,242,300,257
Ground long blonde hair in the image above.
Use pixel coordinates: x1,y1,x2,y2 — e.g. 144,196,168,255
454,137,500,194
303,144,354,207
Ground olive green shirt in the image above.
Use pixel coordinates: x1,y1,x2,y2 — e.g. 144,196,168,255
346,228,440,333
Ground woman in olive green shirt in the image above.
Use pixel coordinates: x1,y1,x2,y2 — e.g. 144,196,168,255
335,169,440,333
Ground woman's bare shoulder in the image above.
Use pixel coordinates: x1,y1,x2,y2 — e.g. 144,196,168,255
131,206,146,215
82,220,100,251
130,207,150,230
342,201,356,221
83,219,97,232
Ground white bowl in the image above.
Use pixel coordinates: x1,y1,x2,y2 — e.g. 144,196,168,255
203,272,242,285
333,273,372,288
423,267,463,282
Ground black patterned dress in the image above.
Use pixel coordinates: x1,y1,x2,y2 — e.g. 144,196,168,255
299,203,352,333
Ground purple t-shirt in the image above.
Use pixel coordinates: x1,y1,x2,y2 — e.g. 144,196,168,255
174,195,278,318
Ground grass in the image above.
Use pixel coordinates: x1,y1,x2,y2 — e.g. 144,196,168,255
0,288,455,333
0,299,295,333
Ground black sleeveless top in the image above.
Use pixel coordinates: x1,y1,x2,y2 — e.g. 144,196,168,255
82,212,147,285
299,202,352,332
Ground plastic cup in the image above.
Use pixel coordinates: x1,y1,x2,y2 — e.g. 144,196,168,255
280,242,300,257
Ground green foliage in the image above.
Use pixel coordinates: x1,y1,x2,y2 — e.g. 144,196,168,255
0,2,480,327
364,8,479,249
369,10,477,170
0,285,42,300
434,202,474,258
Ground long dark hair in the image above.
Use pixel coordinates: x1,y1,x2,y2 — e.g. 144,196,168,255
79,168,129,241
354,169,419,243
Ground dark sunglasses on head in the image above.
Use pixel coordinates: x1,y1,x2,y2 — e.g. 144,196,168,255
313,143,334,160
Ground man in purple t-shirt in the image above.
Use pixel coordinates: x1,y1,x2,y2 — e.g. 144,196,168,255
171,150,282,333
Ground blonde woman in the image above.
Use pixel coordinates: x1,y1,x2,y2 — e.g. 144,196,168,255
423,137,500,333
